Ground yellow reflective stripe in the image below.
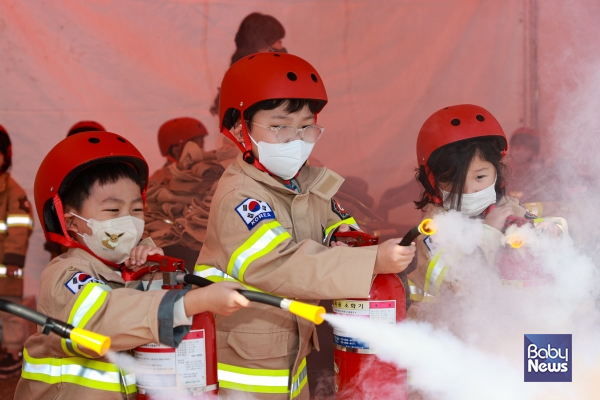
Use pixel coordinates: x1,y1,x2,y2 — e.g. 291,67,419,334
218,362,290,394
408,279,436,303
227,221,291,283
423,253,448,295
7,214,33,229
0,220,6,231
194,264,235,282
324,217,358,237
62,284,110,358
194,265,269,293
21,348,135,393
0,264,23,278
290,358,308,398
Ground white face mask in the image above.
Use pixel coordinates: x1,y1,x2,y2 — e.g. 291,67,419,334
441,176,497,217
250,136,315,180
70,213,145,264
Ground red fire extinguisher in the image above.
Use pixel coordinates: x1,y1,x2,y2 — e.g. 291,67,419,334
483,205,551,288
332,219,435,400
121,255,218,398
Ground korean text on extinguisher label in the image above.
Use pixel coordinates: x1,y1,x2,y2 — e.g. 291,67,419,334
332,300,396,350
134,329,207,389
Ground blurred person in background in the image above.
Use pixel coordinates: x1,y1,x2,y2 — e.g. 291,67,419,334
210,12,287,116
66,120,105,137
0,124,34,379
150,117,209,182
506,127,547,202
44,120,107,260
145,117,235,273
507,127,593,243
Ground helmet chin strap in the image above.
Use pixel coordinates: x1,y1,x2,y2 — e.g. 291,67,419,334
49,194,122,269
425,166,443,205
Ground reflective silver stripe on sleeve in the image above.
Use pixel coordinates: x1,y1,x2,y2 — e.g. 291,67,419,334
231,225,287,280
428,258,445,295
23,361,122,384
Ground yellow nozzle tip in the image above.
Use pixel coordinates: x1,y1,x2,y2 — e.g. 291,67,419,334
288,301,326,325
508,234,524,249
70,328,111,356
419,218,436,236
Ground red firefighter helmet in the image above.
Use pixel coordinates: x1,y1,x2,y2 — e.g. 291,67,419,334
157,117,208,159
34,131,148,266
219,52,327,169
67,120,106,137
0,124,11,173
417,104,507,167
416,104,507,204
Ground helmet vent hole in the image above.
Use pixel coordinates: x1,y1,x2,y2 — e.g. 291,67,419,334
117,137,126,143
450,118,461,126
273,53,280,57
444,107,449,110
249,55,255,60
88,137,100,144
287,72,297,81
311,73,318,83
476,114,485,122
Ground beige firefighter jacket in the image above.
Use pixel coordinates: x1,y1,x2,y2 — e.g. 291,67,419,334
15,239,190,400
408,196,568,300
196,153,377,399
0,172,34,297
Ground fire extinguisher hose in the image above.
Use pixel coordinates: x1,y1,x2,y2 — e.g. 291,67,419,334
178,274,326,325
398,218,436,247
0,298,111,356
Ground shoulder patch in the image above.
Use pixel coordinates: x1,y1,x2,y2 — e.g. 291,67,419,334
65,272,106,294
331,198,350,220
18,196,31,213
235,198,275,230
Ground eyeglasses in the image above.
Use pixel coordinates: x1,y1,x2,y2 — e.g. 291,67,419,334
251,123,325,144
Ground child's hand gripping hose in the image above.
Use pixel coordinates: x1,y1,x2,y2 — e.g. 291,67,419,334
331,219,436,310
0,298,110,356
396,219,436,306
177,274,326,325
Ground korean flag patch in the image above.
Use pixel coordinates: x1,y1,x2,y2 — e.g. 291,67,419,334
65,272,106,294
235,198,275,230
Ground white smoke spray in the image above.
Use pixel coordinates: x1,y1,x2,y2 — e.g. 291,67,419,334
326,204,600,399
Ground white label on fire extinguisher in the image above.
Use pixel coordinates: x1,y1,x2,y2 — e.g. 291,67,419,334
332,300,396,349
134,329,207,389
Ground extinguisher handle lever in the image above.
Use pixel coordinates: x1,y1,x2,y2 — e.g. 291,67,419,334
121,265,152,282
332,231,379,247
121,255,186,282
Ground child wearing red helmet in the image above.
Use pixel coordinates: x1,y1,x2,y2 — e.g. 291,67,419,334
15,132,249,399
145,117,227,272
409,104,567,301
196,53,415,399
